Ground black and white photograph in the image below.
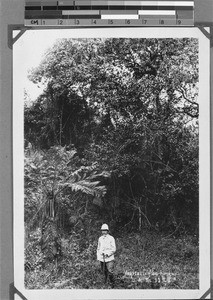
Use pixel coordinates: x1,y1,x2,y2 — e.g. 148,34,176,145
13,28,210,300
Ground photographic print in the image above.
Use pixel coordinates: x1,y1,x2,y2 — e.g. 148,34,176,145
13,28,210,300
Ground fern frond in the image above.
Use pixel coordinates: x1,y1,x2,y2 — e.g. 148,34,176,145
59,180,106,197
87,171,111,180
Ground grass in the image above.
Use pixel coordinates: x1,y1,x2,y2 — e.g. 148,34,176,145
25,229,199,289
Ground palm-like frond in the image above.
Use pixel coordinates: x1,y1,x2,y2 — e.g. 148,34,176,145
60,179,106,197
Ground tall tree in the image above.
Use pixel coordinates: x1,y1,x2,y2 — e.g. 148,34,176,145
25,38,199,233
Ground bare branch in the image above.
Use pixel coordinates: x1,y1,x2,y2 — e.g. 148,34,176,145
176,87,198,107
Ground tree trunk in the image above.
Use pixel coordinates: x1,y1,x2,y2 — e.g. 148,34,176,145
138,207,142,231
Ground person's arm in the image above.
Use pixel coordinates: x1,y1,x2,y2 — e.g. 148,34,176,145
111,237,116,255
97,238,100,255
97,237,103,260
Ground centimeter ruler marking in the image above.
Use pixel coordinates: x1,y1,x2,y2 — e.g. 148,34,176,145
25,0,194,26
25,18,192,26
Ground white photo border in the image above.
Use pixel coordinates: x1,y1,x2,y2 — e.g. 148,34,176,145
13,27,210,300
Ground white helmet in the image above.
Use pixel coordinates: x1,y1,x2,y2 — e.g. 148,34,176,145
101,224,109,231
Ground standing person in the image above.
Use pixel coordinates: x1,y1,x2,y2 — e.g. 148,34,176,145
97,224,116,288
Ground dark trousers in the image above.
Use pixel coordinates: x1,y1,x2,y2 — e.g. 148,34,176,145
100,260,115,286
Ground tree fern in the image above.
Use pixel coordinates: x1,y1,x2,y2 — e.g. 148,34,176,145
25,146,109,263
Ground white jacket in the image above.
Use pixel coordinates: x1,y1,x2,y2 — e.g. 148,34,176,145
97,234,116,262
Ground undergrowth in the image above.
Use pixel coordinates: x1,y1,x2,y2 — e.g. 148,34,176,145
25,230,199,289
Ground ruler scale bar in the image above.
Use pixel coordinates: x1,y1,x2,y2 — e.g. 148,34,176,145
177,10,193,18
25,0,194,26
25,10,62,18
26,1,194,7
66,15,102,18
58,6,75,9
139,14,176,18
25,0,194,3
25,6,42,10
58,1,75,4
42,1,58,5
25,18,193,26
139,10,176,14
25,6,194,9
101,9,138,14
62,10,100,14
101,14,139,18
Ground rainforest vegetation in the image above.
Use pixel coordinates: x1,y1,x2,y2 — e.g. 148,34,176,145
24,38,199,289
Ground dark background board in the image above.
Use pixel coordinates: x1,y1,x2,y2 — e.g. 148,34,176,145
0,3,25,300
0,0,213,300
194,0,213,25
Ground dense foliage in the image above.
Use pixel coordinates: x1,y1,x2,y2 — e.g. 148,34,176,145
24,38,199,289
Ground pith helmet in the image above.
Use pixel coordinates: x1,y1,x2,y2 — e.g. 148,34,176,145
101,224,109,231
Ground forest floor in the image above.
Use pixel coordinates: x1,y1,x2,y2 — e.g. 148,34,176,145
25,230,199,289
